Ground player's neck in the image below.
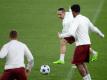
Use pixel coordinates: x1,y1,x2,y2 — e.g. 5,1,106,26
74,13,79,17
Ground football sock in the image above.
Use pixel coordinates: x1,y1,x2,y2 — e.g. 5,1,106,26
87,74,92,80
83,75,90,80
60,54,65,61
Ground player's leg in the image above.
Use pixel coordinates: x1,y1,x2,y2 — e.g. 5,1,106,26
76,64,87,77
83,63,89,74
76,63,91,80
59,39,67,61
90,48,98,62
53,39,67,64
83,63,92,80
72,45,91,80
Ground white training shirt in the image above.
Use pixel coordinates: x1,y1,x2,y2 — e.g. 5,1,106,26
0,40,34,70
60,14,104,46
61,12,73,34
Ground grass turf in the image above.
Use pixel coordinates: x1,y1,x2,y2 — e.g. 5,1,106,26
0,0,107,80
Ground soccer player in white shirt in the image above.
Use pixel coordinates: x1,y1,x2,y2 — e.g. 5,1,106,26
53,8,75,64
53,7,98,64
58,4,104,80
0,30,34,80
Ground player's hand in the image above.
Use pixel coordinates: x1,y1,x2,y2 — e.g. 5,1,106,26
25,69,30,78
98,33,104,38
101,34,104,38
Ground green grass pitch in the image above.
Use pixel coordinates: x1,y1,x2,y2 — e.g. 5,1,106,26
0,0,107,80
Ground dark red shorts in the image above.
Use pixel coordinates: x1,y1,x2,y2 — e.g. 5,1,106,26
72,45,90,64
1,67,27,80
64,36,75,44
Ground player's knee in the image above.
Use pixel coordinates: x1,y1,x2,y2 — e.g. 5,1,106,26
61,41,67,46
76,64,87,76
61,43,66,46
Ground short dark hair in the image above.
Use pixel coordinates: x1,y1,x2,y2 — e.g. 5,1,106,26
10,30,18,39
58,8,65,12
71,4,80,13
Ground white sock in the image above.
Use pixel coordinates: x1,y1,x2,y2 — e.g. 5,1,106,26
87,74,92,80
60,54,65,61
90,48,97,55
83,75,89,80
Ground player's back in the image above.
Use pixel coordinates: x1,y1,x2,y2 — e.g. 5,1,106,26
4,40,26,69
74,14,91,46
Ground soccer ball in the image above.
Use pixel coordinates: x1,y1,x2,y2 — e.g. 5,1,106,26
40,65,50,74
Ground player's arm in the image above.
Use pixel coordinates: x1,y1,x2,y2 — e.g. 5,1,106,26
88,20,104,38
59,18,79,38
0,45,8,58
24,44,34,74
69,6,72,12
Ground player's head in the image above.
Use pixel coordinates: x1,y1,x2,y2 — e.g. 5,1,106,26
57,8,65,19
9,30,18,39
71,4,80,17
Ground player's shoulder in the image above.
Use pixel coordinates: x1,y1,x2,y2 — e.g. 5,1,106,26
64,12,73,21
2,41,10,48
77,14,90,21
65,12,73,17
65,12,72,15
17,41,27,46
15,41,30,50
2,43,8,48
11,40,27,48
81,15,89,20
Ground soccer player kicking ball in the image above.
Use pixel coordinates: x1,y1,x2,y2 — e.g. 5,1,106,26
53,7,98,64
58,4,104,80
0,30,34,80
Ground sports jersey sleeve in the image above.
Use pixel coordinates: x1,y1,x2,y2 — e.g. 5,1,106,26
0,45,8,58
88,20,104,38
24,44,34,71
60,18,79,38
